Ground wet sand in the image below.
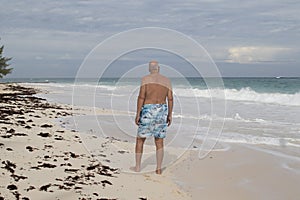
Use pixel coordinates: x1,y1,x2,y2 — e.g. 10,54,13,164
166,144,300,200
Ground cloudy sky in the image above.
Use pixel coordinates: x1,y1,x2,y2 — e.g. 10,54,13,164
1,0,300,78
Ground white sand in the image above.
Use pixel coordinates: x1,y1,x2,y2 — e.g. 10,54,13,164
0,83,189,200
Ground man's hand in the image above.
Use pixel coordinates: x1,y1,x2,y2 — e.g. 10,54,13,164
135,115,140,126
167,115,172,126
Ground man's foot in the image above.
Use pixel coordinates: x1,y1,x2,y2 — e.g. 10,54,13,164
155,168,162,175
130,166,140,172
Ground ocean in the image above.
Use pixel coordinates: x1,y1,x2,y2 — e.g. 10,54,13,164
2,77,300,160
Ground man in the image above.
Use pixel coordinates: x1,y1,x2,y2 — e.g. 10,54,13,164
131,60,173,175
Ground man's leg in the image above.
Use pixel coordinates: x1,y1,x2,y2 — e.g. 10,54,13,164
154,138,164,174
133,137,146,172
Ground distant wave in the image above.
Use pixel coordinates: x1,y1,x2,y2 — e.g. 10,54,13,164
175,87,300,106
24,82,129,91
196,132,300,148
172,113,288,127
25,83,300,106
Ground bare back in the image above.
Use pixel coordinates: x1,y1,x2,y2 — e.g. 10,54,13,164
139,73,172,105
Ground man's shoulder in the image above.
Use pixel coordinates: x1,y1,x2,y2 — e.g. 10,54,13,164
157,74,171,84
141,75,151,85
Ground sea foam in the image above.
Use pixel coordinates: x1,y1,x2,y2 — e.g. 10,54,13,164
174,87,300,106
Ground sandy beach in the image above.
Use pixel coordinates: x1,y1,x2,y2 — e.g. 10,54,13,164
168,144,300,199
0,83,189,200
1,83,300,200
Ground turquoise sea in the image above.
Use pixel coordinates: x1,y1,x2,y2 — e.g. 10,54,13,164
2,77,300,160
2,77,300,94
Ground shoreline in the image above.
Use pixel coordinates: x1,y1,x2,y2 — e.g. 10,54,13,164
2,82,300,199
167,143,300,199
0,83,189,200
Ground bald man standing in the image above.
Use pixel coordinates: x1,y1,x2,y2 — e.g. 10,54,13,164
132,61,173,174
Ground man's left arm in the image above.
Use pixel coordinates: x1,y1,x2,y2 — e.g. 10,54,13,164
167,83,173,126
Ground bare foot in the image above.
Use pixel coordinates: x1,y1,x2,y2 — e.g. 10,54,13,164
155,169,162,175
130,166,140,172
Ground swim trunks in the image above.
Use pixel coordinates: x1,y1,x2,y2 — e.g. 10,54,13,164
137,104,168,139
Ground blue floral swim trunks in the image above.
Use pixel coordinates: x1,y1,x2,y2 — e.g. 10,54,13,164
137,104,168,139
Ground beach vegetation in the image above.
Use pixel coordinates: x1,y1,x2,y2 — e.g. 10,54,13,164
0,40,13,78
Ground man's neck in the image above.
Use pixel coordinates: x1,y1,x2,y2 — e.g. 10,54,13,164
150,71,159,74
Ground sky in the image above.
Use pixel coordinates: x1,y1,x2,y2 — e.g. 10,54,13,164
1,0,300,78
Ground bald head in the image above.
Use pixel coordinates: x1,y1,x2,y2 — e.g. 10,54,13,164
149,60,159,73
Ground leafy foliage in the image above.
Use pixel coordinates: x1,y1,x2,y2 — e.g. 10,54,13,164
0,43,13,78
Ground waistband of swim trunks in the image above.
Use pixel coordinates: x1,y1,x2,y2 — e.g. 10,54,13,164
142,103,167,108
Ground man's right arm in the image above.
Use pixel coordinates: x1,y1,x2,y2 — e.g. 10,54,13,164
135,80,146,125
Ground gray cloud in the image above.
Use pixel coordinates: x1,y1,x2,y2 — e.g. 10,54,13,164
0,0,299,77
